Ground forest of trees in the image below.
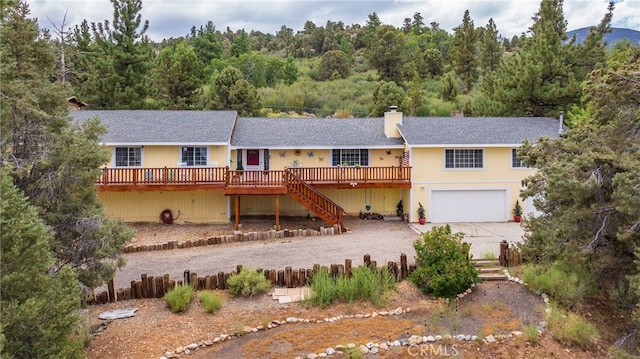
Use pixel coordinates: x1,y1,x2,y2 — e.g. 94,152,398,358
0,0,639,357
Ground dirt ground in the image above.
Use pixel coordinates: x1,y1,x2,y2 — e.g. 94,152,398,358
83,217,607,359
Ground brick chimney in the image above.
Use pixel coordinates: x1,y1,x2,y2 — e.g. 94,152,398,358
384,106,402,138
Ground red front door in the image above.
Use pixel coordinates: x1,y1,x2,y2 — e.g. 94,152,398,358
246,150,260,166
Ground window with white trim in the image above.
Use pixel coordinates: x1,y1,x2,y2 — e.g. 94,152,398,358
511,148,528,168
115,147,142,167
181,147,207,166
331,149,369,166
444,149,483,168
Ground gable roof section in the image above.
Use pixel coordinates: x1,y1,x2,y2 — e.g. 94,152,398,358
69,110,238,145
231,117,405,149
397,117,563,147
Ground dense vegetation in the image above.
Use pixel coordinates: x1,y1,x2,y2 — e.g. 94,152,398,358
1,0,639,356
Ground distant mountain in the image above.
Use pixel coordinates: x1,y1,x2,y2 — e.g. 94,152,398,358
566,27,640,48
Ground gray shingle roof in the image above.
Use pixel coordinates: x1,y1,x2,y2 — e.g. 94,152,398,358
230,117,405,148
397,117,564,146
69,110,237,144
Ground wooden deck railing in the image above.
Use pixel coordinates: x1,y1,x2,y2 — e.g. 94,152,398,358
97,166,411,188
98,166,227,185
289,166,411,185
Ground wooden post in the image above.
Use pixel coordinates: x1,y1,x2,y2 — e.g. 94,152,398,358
400,253,408,280
364,254,371,267
155,277,164,298
235,196,241,230
275,195,280,231
163,274,170,293
146,276,154,298
141,274,148,298
190,273,198,290
269,270,277,286
236,265,243,274
277,270,285,287
184,270,191,286
205,275,212,290
134,281,143,299
130,281,137,299
345,259,352,277
216,271,225,290
499,240,508,267
285,266,293,288
299,268,307,286
108,279,115,302
330,264,339,277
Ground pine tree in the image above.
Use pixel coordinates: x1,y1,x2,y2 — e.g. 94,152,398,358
369,81,406,117
479,18,503,73
519,61,640,320
365,25,405,84
451,10,478,93
1,169,85,358
283,54,298,85
1,0,135,289
473,0,581,116
153,41,205,109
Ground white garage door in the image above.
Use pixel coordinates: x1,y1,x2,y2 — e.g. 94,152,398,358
430,189,507,223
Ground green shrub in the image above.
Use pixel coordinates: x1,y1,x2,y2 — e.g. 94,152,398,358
310,265,397,308
164,284,193,313
198,291,223,313
547,305,599,348
310,267,338,307
522,324,540,343
227,268,271,297
521,261,591,308
408,224,479,298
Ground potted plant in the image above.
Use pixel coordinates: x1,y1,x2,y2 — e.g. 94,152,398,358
513,200,522,223
417,202,426,225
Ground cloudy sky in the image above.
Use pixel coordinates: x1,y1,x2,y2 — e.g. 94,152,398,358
30,0,639,41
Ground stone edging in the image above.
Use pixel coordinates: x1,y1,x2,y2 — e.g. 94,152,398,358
125,225,343,254
157,275,552,359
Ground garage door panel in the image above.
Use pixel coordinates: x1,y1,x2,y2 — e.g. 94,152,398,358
430,190,507,223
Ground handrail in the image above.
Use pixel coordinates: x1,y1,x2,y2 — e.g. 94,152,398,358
284,169,345,230
98,166,227,185
97,166,411,187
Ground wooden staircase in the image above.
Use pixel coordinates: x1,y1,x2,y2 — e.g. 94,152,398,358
474,259,507,281
285,170,346,232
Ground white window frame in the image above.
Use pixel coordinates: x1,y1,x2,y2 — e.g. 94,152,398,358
114,147,142,167
331,149,369,167
180,146,208,167
511,148,530,169
444,149,484,169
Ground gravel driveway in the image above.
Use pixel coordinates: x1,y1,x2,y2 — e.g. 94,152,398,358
108,219,525,291
110,219,421,290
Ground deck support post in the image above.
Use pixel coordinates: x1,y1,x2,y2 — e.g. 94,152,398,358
235,196,241,230
275,195,280,231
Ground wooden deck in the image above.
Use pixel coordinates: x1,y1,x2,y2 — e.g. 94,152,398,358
97,166,412,193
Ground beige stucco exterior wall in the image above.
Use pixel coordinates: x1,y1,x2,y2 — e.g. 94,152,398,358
99,190,229,223
230,148,404,170
234,188,405,218
409,146,536,223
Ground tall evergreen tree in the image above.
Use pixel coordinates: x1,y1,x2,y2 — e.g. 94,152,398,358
479,18,503,73
283,54,298,85
0,169,85,358
230,29,250,57
1,0,134,289
190,21,223,66
153,41,204,109
473,0,581,116
72,0,153,109
365,25,405,84
519,62,640,343
369,81,406,117
451,10,478,93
